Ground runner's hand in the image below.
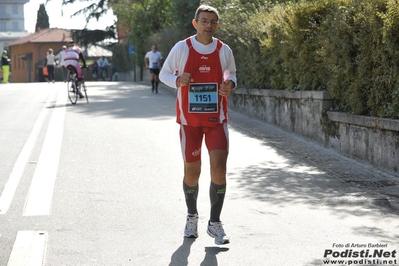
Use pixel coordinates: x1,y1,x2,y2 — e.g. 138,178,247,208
176,73,194,87
219,80,235,96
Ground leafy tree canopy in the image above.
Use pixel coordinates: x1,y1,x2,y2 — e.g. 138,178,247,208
61,0,111,25
47,0,117,47
35,4,50,31
70,27,117,49
110,0,173,63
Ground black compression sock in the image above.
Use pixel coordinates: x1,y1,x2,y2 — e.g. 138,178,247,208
183,182,198,215
209,182,226,222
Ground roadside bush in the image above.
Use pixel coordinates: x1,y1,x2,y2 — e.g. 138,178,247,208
139,0,399,118
321,0,399,117
216,0,399,118
274,1,334,91
216,2,269,89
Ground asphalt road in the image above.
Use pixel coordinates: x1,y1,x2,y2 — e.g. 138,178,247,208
0,81,398,266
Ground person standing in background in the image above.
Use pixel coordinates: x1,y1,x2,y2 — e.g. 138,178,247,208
159,4,236,245
92,60,99,81
1,50,11,83
98,56,109,81
145,44,163,93
109,65,117,81
57,45,67,82
44,48,56,83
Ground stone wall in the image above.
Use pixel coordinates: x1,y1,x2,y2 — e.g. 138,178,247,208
230,88,399,177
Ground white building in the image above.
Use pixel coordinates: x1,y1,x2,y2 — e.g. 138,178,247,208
0,0,30,52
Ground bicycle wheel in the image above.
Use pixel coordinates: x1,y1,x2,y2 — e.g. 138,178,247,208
82,82,89,103
67,78,78,104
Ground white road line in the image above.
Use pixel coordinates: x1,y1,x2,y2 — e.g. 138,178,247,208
23,88,67,216
0,96,52,214
7,231,47,266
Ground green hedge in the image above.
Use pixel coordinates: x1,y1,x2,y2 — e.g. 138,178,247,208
111,43,134,73
215,0,399,118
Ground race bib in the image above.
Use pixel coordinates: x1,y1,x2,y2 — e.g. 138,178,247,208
188,83,218,113
151,62,159,69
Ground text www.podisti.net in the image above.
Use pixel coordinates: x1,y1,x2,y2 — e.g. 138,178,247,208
322,243,397,265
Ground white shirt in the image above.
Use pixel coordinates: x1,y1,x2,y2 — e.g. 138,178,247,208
98,57,109,68
58,50,66,65
145,50,163,69
159,36,237,89
46,54,56,65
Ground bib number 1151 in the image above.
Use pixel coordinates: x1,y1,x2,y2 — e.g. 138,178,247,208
188,83,218,113
194,94,212,102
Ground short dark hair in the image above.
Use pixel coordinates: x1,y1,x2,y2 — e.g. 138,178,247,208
194,4,219,21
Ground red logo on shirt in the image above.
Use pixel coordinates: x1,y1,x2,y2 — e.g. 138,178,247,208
199,65,211,73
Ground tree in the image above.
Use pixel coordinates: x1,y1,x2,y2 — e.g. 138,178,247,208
61,0,111,25
70,28,117,49
57,0,193,52
110,0,172,65
46,0,118,47
111,43,134,72
169,0,201,35
35,4,50,32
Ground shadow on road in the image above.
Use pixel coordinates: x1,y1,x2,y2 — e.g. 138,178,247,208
168,237,230,266
169,238,196,266
200,246,229,266
227,110,399,243
62,81,399,256
63,81,176,120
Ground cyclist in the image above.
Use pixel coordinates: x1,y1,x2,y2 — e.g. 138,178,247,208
63,40,87,98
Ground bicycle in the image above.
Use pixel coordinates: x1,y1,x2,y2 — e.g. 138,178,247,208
66,66,89,104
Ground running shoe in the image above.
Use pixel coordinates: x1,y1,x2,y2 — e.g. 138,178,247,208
184,214,198,238
207,221,230,245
